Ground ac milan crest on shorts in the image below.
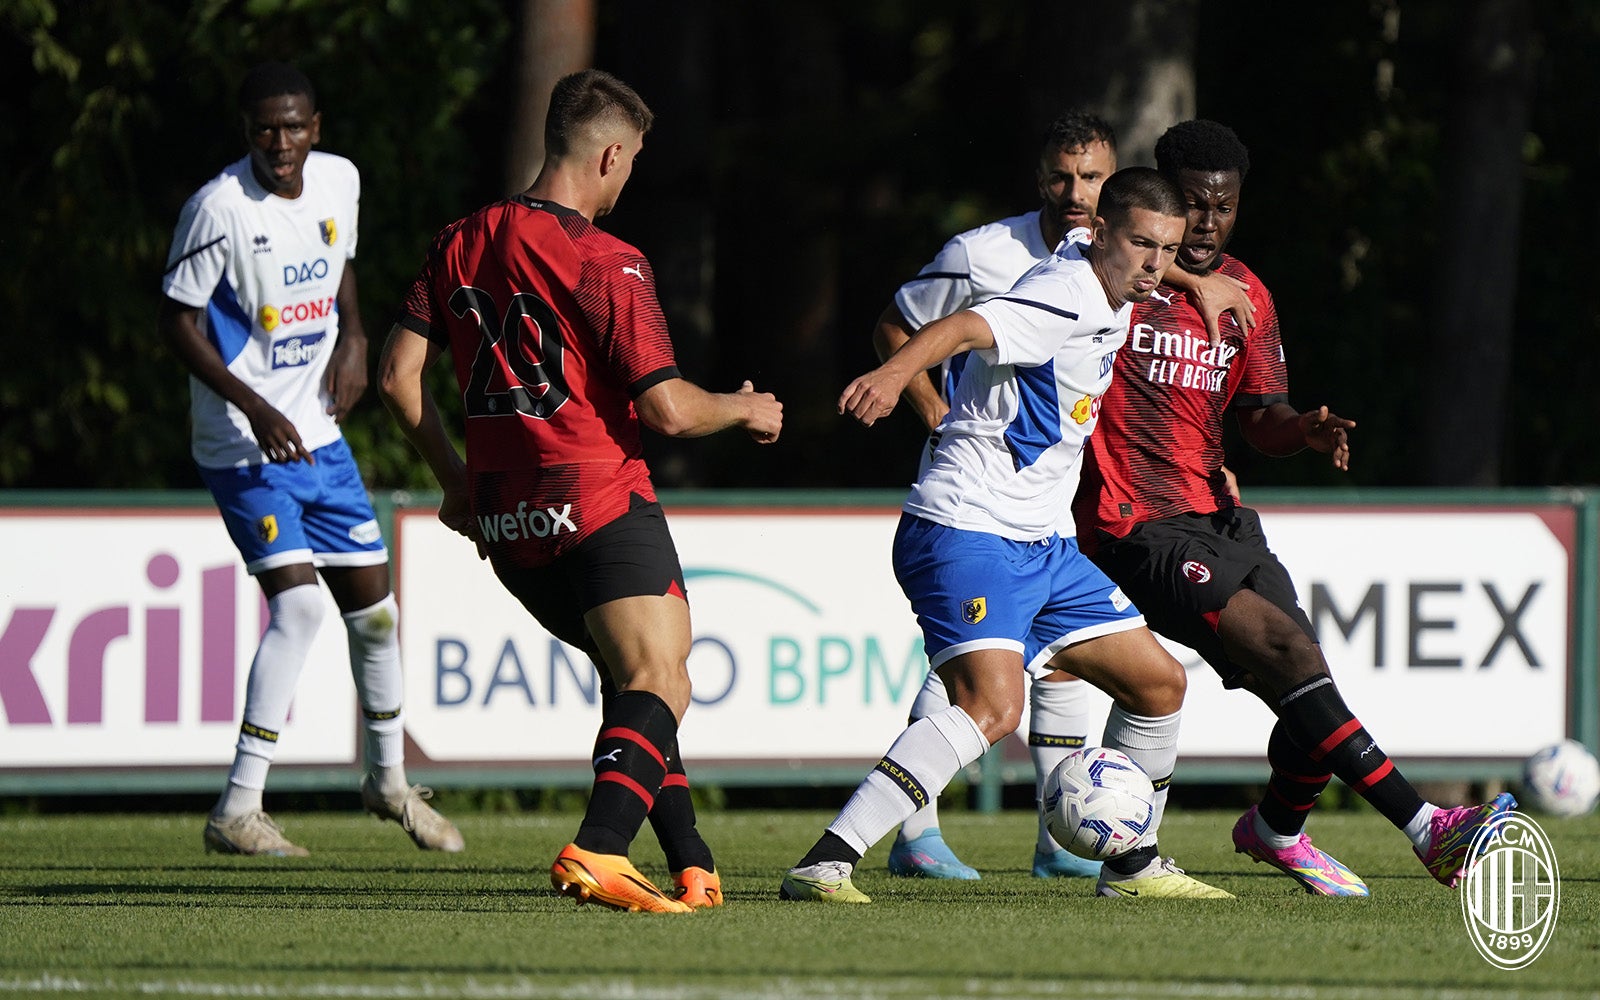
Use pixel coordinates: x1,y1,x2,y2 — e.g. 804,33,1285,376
1088,506,1314,688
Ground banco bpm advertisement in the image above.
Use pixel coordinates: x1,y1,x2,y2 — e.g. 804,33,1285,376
394,504,1570,767
396,509,926,763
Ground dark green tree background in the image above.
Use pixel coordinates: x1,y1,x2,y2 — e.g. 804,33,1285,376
2,0,1595,493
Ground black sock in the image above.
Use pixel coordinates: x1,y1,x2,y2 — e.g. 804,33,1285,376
646,739,715,872
1258,719,1332,837
574,690,677,856
1275,674,1424,830
796,830,860,868
1105,844,1158,877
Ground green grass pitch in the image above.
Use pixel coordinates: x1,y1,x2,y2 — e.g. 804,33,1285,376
1,806,1596,999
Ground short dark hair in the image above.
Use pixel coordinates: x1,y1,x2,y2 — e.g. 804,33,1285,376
544,69,654,158
1042,109,1117,156
1154,119,1250,180
1096,166,1185,226
238,62,316,113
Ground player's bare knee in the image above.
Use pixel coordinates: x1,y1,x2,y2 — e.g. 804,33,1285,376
1256,631,1322,691
620,664,690,719
1124,650,1186,716
973,701,1023,744
950,686,1022,743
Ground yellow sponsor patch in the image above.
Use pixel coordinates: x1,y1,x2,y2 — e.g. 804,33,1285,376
259,304,279,331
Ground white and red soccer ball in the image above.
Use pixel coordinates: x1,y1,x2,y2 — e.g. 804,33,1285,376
1043,747,1156,859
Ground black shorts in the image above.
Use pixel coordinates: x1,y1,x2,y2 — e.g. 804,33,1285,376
1089,507,1315,688
491,496,686,651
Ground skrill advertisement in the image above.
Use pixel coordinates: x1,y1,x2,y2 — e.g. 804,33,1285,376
0,508,357,767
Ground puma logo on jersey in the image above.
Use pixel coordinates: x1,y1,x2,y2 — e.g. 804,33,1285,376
1149,289,1175,305
622,265,644,282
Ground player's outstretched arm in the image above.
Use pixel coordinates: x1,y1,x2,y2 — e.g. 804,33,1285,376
376,323,481,550
159,295,312,464
1165,267,1256,345
635,378,782,443
323,265,369,423
842,310,994,427
872,304,949,432
1238,403,1355,470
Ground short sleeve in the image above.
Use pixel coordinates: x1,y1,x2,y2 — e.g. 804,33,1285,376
1233,286,1289,407
894,237,975,330
161,199,228,307
971,258,1089,369
346,169,360,261
395,224,455,346
575,251,679,395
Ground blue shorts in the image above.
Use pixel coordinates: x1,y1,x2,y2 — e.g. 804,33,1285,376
199,439,387,575
892,514,1144,676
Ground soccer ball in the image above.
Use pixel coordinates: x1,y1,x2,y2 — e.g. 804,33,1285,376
1042,747,1155,860
1522,740,1600,817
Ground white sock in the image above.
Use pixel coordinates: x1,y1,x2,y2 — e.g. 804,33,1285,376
1404,803,1440,849
344,593,407,780
898,670,951,840
214,767,266,818
1102,705,1181,850
220,584,323,814
1029,677,1092,853
830,706,990,857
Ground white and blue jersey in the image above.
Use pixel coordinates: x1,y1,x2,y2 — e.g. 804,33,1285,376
162,151,360,469
904,239,1130,542
894,211,1056,404
894,240,1142,669
164,152,383,573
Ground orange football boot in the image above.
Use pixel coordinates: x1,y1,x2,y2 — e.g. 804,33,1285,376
672,866,724,908
550,843,691,913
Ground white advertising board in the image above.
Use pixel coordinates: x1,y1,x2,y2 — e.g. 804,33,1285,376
396,505,1572,766
0,509,357,768
397,509,925,763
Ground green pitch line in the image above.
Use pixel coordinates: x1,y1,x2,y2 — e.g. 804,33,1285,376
0,809,1596,998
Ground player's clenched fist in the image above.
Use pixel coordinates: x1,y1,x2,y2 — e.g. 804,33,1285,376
838,368,905,427
739,380,783,443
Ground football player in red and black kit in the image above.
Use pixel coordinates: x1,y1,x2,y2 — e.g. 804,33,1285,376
1073,119,1513,896
379,70,782,913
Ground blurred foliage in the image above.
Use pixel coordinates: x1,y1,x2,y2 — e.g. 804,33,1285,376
2,0,1597,492
0,0,509,490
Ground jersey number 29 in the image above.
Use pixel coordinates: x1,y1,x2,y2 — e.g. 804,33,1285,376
450,285,570,420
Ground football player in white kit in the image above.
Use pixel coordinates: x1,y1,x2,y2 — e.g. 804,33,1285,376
159,62,461,857
875,111,1117,882
875,113,1251,882
782,167,1231,901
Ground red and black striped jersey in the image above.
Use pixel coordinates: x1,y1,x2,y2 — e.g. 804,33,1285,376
399,197,680,566
1074,254,1289,551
